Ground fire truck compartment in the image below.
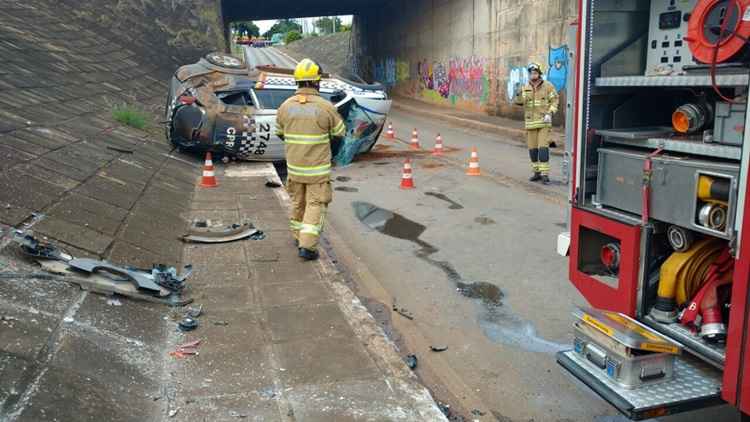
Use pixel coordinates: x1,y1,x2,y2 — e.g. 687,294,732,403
557,349,723,420
595,147,739,239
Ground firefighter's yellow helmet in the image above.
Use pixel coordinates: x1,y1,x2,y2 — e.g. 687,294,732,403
294,59,322,82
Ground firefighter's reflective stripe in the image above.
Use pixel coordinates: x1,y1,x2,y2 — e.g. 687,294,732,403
284,133,330,145
287,163,332,177
300,223,321,236
290,220,303,230
331,119,346,137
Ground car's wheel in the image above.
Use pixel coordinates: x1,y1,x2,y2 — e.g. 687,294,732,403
205,53,245,69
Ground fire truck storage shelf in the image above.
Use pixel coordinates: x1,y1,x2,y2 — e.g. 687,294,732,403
596,74,750,88
558,350,723,420
597,131,742,161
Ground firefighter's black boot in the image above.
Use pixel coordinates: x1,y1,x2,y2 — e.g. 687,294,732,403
541,175,550,185
299,247,319,261
529,172,542,182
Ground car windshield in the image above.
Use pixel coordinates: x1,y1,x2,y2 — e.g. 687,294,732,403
253,88,344,110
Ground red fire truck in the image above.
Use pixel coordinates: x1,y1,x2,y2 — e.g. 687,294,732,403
556,0,750,419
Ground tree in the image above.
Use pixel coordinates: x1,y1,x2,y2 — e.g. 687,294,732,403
284,30,302,44
314,17,343,35
232,21,260,37
263,19,302,39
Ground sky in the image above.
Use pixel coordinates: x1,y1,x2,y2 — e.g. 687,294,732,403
255,16,352,35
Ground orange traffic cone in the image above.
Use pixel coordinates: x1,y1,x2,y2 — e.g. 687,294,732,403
199,152,218,188
385,122,395,139
400,158,415,189
410,128,420,150
432,133,444,156
466,147,481,176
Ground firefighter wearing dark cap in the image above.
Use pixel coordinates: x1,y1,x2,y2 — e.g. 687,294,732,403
275,58,346,261
513,63,558,184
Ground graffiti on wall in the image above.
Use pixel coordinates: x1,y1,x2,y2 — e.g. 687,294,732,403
506,67,529,103
547,45,569,92
504,44,569,103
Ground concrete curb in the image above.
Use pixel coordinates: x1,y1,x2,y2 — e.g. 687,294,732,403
264,164,450,421
391,100,566,157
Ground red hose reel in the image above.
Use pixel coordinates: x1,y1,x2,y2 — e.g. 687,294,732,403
687,0,750,64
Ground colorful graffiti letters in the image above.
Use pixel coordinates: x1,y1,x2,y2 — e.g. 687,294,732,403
547,45,569,92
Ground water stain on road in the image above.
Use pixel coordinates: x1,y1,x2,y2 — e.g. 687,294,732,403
425,192,464,210
352,201,566,353
335,186,359,192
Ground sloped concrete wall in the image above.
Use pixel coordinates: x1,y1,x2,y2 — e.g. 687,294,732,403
358,0,576,120
56,0,226,69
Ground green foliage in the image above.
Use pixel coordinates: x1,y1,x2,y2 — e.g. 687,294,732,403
314,17,343,35
233,21,260,37
112,104,149,130
263,19,302,39
340,24,352,32
284,30,302,44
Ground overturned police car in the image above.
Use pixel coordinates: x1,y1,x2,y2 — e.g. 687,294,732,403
165,53,392,165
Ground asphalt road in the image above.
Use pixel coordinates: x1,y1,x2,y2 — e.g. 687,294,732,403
243,45,297,69
323,109,742,422
238,43,739,421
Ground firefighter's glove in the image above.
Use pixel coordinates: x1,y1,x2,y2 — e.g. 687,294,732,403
543,114,552,124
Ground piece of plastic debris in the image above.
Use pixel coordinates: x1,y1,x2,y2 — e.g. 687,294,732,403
229,410,248,418
168,408,180,417
178,317,199,332
405,354,418,370
430,345,448,352
265,179,282,188
63,317,74,323
249,231,266,240
106,146,134,154
169,340,201,358
106,299,122,306
395,307,414,320
186,305,203,318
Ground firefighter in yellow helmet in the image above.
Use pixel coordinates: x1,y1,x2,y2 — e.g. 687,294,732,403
275,59,346,260
513,62,558,184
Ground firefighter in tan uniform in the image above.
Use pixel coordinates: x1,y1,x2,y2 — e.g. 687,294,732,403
275,59,346,261
513,63,558,185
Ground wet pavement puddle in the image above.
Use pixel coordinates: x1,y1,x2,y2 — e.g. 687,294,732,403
353,201,567,353
335,186,359,192
424,192,464,210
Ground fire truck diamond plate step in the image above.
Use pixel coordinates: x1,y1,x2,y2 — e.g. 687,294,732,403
558,350,723,420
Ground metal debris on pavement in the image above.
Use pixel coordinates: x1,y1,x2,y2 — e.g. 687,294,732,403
106,298,123,306
395,307,415,320
229,410,248,418
430,345,448,352
186,305,203,318
106,146,134,154
265,179,282,188
11,230,73,262
182,220,261,243
168,408,180,418
178,317,199,332
0,272,57,280
405,354,418,370
152,264,192,292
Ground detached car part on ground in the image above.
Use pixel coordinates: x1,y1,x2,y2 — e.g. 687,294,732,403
166,53,392,166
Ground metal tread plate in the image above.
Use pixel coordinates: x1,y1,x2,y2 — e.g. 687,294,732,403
643,316,726,368
596,74,749,87
558,350,722,419
603,136,742,160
